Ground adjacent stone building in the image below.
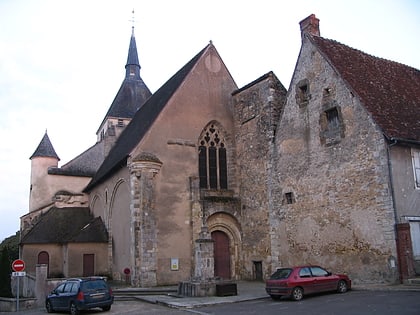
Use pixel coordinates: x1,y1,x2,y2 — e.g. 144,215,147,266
20,15,420,286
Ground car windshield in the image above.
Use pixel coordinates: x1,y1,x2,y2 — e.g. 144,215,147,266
270,268,293,280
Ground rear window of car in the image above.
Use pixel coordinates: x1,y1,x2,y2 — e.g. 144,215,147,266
81,280,108,291
269,268,293,280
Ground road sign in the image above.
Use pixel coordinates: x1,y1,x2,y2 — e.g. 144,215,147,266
12,259,25,272
12,271,26,277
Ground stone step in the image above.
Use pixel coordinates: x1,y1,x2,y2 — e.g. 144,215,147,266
113,287,178,297
407,278,420,285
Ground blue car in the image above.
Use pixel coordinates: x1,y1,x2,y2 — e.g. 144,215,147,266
45,277,113,315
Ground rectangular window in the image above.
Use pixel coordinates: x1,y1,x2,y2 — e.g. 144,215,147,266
326,107,339,130
412,149,420,189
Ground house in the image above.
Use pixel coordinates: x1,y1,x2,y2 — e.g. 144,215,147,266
270,14,420,283
20,14,419,285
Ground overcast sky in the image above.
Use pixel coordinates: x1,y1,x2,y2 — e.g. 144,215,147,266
0,0,419,243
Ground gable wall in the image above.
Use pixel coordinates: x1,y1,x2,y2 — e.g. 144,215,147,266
270,37,398,283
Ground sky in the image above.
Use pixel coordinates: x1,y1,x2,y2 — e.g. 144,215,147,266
0,0,419,243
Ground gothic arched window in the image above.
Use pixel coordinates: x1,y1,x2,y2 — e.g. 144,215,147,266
199,123,228,189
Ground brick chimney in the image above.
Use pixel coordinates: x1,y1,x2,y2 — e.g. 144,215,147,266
299,14,320,38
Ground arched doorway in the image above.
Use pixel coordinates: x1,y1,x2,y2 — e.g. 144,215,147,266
211,230,231,279
38,251,49,277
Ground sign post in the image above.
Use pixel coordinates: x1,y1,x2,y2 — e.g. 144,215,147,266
11,259,25,312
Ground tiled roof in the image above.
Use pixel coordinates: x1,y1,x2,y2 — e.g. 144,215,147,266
311,35,420,142
49,142,105,177
30,131,60,160
84,44,210,191
20,207,108,244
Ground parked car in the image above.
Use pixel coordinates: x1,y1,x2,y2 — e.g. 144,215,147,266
265,265,351,301
45,277,114,315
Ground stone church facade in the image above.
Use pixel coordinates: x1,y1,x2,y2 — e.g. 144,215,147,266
20,15,420,286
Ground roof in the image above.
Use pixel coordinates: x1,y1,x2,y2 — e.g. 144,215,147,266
84,43,211,191
20,207,108,244
48,142,105,177
96,29,152,134
30,131,60,160
310,35,420,143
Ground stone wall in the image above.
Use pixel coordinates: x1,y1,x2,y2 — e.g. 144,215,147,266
232,73,287,280
270,37,398,283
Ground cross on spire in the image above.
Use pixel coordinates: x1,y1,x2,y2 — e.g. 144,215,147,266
129,9,135,34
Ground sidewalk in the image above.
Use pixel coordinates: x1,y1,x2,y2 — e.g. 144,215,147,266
123,281,420,309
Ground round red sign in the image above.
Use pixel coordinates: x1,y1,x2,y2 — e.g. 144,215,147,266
12,259,25,272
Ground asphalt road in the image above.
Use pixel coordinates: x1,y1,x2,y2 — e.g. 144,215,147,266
195,290,420,315
13,290,420,315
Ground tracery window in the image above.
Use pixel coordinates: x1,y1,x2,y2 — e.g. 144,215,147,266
198,123,228,189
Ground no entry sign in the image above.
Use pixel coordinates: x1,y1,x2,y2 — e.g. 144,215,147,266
12,259,25,272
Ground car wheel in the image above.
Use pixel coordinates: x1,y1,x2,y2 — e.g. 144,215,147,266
270,294,282,300
45,300,54,313
70,302,79,315
337,280,348,293
102,305,111,311
291,287,304,301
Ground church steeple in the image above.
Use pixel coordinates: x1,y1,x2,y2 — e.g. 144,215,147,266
125,26,141,80
96,19,152,155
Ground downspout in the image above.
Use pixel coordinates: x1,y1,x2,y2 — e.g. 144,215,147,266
386,137,404,284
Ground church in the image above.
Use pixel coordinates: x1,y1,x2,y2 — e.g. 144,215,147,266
20,14,420,286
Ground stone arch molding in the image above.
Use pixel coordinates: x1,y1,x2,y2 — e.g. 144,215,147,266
207,212,242,279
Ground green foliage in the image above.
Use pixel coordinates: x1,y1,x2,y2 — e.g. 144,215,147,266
0,232,19,297
0,247,12,297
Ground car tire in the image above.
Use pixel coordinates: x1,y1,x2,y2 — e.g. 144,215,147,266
102,305,111,311
291,287,304,301
337,280,348,293
70,302,79,315
270,294,282,300
45,300,54,313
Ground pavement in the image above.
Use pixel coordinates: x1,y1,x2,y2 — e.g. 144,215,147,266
114,280,420,310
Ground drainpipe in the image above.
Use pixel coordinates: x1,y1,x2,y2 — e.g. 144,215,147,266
386,137,401,282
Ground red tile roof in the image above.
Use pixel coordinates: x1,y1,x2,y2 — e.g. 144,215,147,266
311,35,420,142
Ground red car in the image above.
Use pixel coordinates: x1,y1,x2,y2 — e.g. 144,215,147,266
265,265,351,301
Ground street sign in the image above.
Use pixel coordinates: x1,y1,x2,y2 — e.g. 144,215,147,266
12,259,25,272
12,271,26,277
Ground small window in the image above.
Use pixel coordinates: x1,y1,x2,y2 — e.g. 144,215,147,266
326,108,340,130
296,79,310,106
285,192,295,204
320,106,344,146
412,149,420,189
117,119,124,127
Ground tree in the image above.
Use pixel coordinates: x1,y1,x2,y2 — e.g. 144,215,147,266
0,232,19,297
0,246,12,297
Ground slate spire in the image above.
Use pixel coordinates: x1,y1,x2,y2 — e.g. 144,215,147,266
125,26,141,80
30,131,60,160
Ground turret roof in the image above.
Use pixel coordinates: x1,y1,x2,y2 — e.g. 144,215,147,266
29,131,60,160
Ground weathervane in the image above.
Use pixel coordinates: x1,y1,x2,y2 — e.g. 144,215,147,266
129,9,135,34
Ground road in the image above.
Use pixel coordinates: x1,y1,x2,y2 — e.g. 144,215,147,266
14,290,420,314
195,290,420,315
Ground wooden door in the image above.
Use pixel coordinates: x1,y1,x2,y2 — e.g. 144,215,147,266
212,231,231,279
83,254,95,277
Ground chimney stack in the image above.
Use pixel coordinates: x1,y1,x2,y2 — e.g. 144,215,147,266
299,14,320,38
